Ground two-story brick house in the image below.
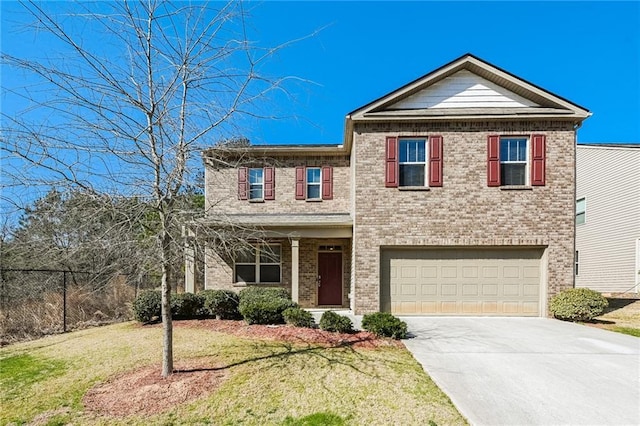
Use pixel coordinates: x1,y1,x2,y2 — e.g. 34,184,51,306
197,53,590,316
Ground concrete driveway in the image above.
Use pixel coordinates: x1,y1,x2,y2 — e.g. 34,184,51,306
402,317,640,426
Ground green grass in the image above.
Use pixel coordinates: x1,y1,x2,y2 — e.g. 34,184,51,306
0,354,67,402
611,326,640,337
0,322,466,425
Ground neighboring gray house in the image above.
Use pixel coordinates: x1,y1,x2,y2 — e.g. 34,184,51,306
575,144,640,294
197,54,591,317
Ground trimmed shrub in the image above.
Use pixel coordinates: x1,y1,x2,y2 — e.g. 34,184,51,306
170,292,204,320
239,286,290,302
549,288,608,322
361,312,408,339
200,289,241,319
132,290,161,323
283,307,315,328
319,311,353,333
238,287,296,325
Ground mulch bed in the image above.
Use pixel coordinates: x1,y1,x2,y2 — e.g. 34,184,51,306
172,318,404,349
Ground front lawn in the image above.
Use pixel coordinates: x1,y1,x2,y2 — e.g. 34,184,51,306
591,298,640,337
0,321,466,425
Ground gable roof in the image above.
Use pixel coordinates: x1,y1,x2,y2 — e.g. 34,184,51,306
348,53,591,121
342,53,591,152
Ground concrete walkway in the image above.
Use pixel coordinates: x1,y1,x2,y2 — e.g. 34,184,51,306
402,317,640,426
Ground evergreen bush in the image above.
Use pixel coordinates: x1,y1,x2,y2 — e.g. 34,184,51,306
132,290,161,323
319,311,353,333
549,288,608,322
361,312,408,339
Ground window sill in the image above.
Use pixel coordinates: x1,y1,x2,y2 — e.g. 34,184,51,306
249,199,265,203
399,186,430,191
500,186,533,191
305,198,323,202
233,283,282,287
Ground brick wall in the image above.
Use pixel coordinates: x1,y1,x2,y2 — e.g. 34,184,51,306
352,120,576,314
204,155,351,215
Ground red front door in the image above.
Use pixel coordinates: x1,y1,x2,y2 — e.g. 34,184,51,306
318,252,342,306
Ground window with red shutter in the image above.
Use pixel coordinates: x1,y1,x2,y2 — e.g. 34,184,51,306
321,166,333,200
487,135,501,186
429,136,443,187
264,167,275,200
385,136,398,187
295,166,306,200
531,134,546,186
238,167,248,200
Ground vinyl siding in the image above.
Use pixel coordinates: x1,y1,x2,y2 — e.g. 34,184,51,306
390,70,538,110
575,145,640,293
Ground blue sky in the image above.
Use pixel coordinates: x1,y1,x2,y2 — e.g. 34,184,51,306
2,1,639,147
242,1,639,145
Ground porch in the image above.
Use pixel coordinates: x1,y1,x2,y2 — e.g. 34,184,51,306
189,213,354,309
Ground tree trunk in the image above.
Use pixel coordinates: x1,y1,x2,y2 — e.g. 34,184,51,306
160,229,173,377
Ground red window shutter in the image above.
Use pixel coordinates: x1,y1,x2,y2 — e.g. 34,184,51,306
385,136,398,187
487,135,501,187
429,135,443,187
264,167,275,200
531,134,546,186
321,166,333,200
295,166,306,200
238,167,248,200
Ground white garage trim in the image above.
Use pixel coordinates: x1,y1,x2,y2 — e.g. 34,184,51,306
381,247,546,317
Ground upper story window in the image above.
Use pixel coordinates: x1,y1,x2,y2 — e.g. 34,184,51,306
385,136,443,188
399,139,427,186
295,166,333,200
487,134,546,187
576,197,586,224
500,138,528,186
234,243,281,284
249,168,264,200
237,167,275,201
306,167,322,200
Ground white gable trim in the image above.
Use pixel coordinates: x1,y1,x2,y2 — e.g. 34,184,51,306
389,70,539,110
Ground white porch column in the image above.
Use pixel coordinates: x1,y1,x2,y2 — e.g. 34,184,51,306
183,226,195,293
291,238,300,303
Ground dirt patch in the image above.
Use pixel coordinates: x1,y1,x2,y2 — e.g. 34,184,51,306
171,319,404,349
83,359,227,418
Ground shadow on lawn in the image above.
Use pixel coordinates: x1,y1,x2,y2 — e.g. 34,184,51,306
174,336,403,380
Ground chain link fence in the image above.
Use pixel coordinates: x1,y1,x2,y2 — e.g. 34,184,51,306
0,269,158,345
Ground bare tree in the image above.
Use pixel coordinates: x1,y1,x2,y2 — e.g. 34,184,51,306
1,0,306,377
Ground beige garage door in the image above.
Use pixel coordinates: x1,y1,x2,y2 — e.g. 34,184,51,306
381,248,543,316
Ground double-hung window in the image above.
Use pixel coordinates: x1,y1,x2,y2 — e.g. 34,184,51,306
576,198,586,225
306,167,322,200
500,137,528,186
248,168,264,200
487,134,546,187
385,135,443,188
238,167,275,201
234,243,281,284
295,166,333,200
398,139,427,187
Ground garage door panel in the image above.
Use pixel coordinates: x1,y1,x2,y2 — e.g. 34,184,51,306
383,248,543,316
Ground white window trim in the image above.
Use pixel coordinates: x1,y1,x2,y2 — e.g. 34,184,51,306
306,167,322,201
500,137,529,186
398,138,428,187
249,168,264,201
234,243,281,284
576,197,586,225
